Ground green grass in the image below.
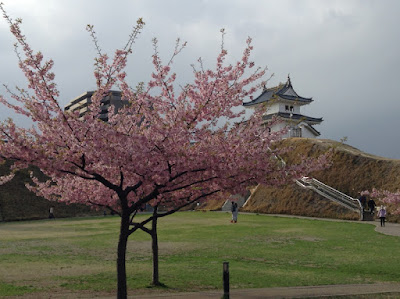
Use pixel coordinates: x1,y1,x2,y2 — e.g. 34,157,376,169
0,282,37,296
325,294,400,299
0,212,400,297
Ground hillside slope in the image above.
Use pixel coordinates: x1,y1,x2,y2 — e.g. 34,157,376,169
202,138,400,222
0,160,99,221
2,138,400,222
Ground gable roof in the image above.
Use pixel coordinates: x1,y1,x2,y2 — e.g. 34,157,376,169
298,121,321,136
243,76,313,107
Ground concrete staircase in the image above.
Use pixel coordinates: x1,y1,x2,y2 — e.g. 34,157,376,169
221,192,249,211
362,211,375,221
223,177,366,221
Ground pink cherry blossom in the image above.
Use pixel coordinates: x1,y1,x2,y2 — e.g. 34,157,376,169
0,4,329,297
0,173,15,185
362,188,400,214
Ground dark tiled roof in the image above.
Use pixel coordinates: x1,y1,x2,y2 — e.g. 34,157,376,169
243,77,313,106
262,112,323,124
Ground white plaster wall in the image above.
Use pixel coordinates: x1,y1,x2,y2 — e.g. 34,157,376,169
252,100,303,115
300,126,317,138
292,105,301,114
264,102,280,114
269,121,319,139
269,122,289,138
279,102,301,114
270,122,287,132
280,103,288,113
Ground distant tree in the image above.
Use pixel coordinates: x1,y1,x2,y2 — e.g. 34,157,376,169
0,5,328,298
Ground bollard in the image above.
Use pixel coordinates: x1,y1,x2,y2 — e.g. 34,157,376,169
222,261,229,299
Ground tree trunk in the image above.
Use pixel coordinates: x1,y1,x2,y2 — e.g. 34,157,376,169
151,205,160,286
117,209,130,299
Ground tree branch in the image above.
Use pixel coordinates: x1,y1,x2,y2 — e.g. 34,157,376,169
157,190,220,219
88,200,121,216
163,175,218,194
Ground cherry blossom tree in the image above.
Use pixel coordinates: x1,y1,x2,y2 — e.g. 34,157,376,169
361,189,400,214
0,172,14,185
0,5,329,298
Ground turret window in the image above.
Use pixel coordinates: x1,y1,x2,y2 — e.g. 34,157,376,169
285,105,294,112
290,127,302,137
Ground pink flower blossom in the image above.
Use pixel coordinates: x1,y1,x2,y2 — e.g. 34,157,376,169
0,5,330,296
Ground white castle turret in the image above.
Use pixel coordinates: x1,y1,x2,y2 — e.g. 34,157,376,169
243,76,323,138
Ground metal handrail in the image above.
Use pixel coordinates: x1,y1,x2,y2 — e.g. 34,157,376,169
312,181,358,209
296,177,363,220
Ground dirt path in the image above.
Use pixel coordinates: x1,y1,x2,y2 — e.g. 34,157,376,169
131,283,400,298
23,283,400,298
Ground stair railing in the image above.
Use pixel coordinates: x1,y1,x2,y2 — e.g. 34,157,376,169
296,177,363,220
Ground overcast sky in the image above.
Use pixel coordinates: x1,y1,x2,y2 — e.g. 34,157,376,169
1,0,399,159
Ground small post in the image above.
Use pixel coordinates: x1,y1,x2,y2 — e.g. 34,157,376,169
223,261,229,299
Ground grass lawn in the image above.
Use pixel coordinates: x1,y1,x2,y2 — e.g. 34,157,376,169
0,212,400,297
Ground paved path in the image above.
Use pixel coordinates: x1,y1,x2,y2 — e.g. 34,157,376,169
132,283,400,298
132,215,400,299
369,220,400,237
264,213,400,237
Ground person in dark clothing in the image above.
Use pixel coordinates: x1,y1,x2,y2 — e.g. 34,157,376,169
368,199,376,214
48,207,55,219
359,195,367,210
231,201,238,223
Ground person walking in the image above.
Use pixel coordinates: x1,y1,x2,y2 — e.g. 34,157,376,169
359,195,367,211
231,201,238,223
368,198,376,215
377,205,386,227
48,207,55,219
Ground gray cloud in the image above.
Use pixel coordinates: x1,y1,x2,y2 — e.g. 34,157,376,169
1,0,399,158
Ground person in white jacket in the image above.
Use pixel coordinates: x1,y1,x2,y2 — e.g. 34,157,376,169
377,205,386,227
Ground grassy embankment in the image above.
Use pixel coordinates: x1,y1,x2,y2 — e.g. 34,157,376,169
202,138,400,222
0,160,99,221
1,212,400,297
2,138,400,222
